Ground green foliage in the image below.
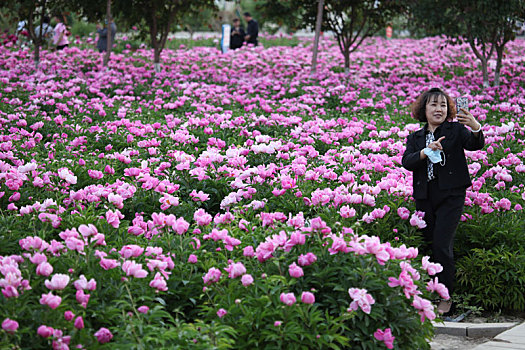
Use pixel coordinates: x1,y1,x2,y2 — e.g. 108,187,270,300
70,19,97,38
456,247,525,311
112,0,216,62
408,0,525,86
253,0,305,33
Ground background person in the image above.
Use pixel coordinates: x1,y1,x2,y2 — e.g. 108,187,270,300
96,18,117,53
401,87,485,315
53,14,69,50
16,19,29,47
243,12,258,46
34,16,53,48
230,18,245,50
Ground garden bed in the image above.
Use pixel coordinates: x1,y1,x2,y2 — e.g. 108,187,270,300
0,34,524,348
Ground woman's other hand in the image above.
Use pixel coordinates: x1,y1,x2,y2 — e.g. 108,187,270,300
428,136,445,150
420,136,445,159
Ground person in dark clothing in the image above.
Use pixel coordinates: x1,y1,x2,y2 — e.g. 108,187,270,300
243,12,258,46
401,88,485,315
230,18,245,50
96,18,117,53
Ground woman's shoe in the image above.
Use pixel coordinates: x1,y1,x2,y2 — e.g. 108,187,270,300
437,299,453,314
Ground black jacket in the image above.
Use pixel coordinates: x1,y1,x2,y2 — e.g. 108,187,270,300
230,26,245,49
246,19,258,45
402,121,485,199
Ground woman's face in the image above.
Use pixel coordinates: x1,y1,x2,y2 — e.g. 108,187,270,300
425,94,448,128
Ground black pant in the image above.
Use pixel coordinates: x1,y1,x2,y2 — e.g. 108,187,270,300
416,179,465,296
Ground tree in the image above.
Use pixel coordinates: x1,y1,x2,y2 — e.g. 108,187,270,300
258,0,404,72
2,0,49,67
302,0,405,73
69,0,115,67
178,7,216,39
409,0,525,87
254,0,305,33
113,0,216,72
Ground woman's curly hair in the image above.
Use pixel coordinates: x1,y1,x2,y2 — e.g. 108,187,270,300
411,87,457,122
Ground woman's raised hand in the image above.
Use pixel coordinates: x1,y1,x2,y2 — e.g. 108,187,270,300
457,108,481,130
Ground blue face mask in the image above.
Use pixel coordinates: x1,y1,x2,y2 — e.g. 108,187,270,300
424,148,445,164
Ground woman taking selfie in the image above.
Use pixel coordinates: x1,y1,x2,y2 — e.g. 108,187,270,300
402,88,485,314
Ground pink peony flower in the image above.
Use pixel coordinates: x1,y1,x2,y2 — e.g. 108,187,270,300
88,169,104,179
397,207,410,220
190,190,210,202
119,245,144,258
421,256,443,276
255,241,274,262
76,290,91,308
301,292,315,304
426,277,450,300
243,246,255,257
172,217,190,235
340,205,356,218
99,258,120,270
122,260,148,278
149,272,168,291
74,316,84,329
105,209,124,228
348,288,375,314
137,306,150,314
94,327,113,344
107,193,124,208
40,292,62,309
64,311,75,321
280,292,296,306
1,318,18,334
409,212,427,229
217,308,228,318
36,262,53,276
288,262,304,278
73,275,97,291
241,274,254,286
188,254,198,264
194,208,212,226
225,262,246,279
45,273,70,290
203,267,222,285
374,328,395,349
78,224,98,237
37,325,54,337
412,295,436,322
297,252,317,266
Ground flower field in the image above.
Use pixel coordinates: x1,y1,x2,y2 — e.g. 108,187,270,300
0,35,524,349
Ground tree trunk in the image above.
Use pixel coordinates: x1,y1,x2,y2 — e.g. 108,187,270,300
467,36,495,89
149,4,162,73
103,0,112,67
310,0,324,75
480,58,489,88
344,47,350,74
30,0,47,68
34,44,40,69
494,44,504,87
154,45,161,72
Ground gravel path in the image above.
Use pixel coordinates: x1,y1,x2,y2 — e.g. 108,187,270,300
430,334,491,350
